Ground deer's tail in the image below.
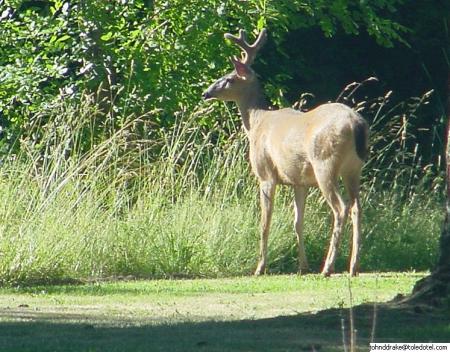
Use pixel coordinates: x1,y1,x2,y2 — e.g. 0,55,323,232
353,118,369,161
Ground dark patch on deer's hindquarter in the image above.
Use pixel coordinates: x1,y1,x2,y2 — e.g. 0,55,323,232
353,120,368,161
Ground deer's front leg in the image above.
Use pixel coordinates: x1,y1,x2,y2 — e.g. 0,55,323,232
255,181,276,276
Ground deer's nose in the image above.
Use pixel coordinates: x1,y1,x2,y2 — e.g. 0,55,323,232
202,91,212,100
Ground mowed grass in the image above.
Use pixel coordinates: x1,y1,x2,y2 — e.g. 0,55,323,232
1,273,449,352
0,273,420,322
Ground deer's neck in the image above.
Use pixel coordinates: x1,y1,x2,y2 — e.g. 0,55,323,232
236,82,269,133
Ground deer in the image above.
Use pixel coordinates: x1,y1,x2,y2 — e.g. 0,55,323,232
202,28,369,276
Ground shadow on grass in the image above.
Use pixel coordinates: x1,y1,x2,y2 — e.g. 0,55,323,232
1,303,449,352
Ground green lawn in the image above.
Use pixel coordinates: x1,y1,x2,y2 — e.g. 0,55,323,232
0,273,449,351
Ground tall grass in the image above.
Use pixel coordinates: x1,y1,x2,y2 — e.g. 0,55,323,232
0,88,444,285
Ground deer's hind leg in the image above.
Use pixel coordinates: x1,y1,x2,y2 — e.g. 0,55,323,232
294,186,309,274
314,163,348,276
342,167,363,277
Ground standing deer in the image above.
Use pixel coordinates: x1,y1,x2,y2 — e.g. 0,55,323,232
202,28,368,276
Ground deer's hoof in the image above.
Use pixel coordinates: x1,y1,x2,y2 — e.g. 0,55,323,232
254,264,266,276
254,269,264,276
298,267,309,275
321,268,334,277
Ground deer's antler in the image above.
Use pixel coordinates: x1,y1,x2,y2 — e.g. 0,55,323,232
224,28,267,66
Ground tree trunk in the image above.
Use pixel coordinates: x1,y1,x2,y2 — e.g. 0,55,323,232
408,70,450,305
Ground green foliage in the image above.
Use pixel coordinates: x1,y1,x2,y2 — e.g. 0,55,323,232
255,0,408,46
0,0,80,148
0,0,415,152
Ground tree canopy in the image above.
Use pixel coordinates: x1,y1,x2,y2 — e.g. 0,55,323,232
1,1,448,158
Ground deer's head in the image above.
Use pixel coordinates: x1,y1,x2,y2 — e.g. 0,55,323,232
202,29,267,102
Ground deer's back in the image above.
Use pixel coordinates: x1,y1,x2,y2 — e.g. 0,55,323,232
249,103,366,185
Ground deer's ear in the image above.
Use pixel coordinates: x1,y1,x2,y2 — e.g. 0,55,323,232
230,57,251,79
